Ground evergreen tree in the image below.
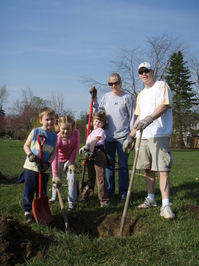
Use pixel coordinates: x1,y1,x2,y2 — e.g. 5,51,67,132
165,51,198,147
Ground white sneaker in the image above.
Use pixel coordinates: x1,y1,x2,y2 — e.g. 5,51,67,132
49,198,56,204
160,205,175,220
138,197,157,209
100,200,111,208
68,203,75,211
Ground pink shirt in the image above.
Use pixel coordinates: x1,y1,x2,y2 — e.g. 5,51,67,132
52,129,80,176
86,128,105,149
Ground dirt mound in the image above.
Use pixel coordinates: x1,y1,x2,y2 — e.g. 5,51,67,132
0,215,53,266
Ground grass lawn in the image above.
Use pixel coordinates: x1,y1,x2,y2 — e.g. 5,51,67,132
0,139,199,265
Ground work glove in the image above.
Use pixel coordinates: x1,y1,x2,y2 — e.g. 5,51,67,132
68,165,76,174
79,145,87,156
28,152,39,164
38,162,51,173
53,176,62,187
89,86,97,99
123,135,136,154
133,116,153,130
84,150,94,160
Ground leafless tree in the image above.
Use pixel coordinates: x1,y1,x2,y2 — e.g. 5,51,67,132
146,34,186,80
48,92,65,117
81,33,186,104
10,88,35,115
189,53,199,102
0,85,9,109
48,92,74,117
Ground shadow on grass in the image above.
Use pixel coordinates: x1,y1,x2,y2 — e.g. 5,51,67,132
171,181,199,205
0,171,19,185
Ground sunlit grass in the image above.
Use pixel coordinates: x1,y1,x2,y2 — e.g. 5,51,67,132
0,139,199,265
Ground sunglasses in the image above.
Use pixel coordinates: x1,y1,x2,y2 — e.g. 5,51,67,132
108,81,120,86
138,69,151,75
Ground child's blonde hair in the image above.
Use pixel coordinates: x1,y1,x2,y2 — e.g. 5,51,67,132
39,107,55,119
93,109,107,129
54,115,76,133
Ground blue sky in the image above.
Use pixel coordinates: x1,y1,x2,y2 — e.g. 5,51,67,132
0,0,198,118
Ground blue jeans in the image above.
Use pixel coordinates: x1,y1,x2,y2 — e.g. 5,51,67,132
51,161,77,205
22,169,49,212
104,139,129,198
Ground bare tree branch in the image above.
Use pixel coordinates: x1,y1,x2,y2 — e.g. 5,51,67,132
81,33,186,105
0,85,9,108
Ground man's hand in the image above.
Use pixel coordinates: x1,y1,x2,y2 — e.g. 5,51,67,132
133,116,153,130
79,146,87,155
89,86,97,99
123,135,136,154
38,162,51,173
28,152,39,164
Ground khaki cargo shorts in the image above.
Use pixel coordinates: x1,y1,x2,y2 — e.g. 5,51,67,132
135,137,173,172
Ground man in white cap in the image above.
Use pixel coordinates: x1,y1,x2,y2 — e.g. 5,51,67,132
123,62,175,220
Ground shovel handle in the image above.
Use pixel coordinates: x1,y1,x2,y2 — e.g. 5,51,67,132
37,134,46,198
82,91,95,171
86,91,95,140
120,130,143,236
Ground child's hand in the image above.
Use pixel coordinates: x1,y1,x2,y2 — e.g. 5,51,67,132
79,146,87,155
28,152,39,164
54,176,62,188
38,162,51,173
68,165,76,174
85,150,94,159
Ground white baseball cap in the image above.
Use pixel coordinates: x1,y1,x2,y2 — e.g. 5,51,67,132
138,62,152,70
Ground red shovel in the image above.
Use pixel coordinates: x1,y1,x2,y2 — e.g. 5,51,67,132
78,88,95,195
32,134,53,224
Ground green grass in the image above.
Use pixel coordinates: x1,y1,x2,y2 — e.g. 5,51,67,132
0,139,199,265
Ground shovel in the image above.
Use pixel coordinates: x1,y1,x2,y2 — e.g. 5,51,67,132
78,89,95,196
120,130,143,236
32,134,53,225
53,178,70,234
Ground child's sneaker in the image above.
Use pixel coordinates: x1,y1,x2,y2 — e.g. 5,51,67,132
68,203,75,211
24,212,32,223
160,205,175,220
80,197,87,202
49,198,56,204
120,195,126,201
137,197,157,209
100,200,111,208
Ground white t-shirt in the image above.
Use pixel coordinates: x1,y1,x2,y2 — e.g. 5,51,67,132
135,81,173,139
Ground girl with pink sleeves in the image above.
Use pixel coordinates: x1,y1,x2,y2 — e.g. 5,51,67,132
50,115,80,211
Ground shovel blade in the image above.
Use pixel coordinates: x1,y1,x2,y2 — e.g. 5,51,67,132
32,196,53,224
